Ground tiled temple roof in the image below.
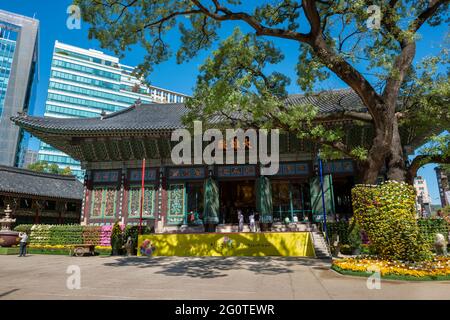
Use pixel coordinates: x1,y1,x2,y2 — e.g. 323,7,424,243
285,88,367,113
0,165,83,200
11,103,188,134
11,89,366,135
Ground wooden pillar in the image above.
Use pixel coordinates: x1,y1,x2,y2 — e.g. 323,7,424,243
33,199,43,224
81,171,92,226
119,168,127,225
59,201,67,224
157,167,167,233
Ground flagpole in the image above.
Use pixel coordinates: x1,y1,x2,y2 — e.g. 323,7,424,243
318,154,328,244
139,158,146,235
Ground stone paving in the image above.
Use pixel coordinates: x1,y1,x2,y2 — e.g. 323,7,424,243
0,255,449,300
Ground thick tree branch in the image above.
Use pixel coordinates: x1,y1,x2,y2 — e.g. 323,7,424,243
301,0,385,128
383,0,447,106
315,111,373,123
410,0,448,33
408,154,450,179
190,0,310,42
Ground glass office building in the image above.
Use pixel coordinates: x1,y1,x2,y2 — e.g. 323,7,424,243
0,10,39,167
39,41,188,179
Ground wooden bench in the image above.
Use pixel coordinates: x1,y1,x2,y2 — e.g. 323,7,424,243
70,244,95,257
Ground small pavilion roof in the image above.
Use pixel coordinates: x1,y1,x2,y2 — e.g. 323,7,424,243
0,165,84,201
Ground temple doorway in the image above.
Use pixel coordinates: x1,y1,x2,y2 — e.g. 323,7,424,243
219,180,256,224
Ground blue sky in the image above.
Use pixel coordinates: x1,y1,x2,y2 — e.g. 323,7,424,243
2,0,447,204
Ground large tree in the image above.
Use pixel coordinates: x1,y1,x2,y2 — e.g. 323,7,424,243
75,0,449,183
27,161,73,176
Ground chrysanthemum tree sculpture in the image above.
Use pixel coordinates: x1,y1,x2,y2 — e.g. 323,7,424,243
352,181,432,262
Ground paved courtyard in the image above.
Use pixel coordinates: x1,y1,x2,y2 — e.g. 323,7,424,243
0,255,449,300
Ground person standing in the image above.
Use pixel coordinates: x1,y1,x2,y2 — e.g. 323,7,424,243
249,211,256,232
124,236,134,256
237,210,244,232
18,232,28,257
254,211,260,232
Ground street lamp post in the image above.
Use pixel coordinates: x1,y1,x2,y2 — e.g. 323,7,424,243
316,152,329,243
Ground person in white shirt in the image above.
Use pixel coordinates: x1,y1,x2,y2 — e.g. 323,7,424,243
249,212,256,232
237,210,244,232
18,232,28,257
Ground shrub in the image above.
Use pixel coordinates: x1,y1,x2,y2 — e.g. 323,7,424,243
348,223,362,250
111,221,123,255
352,181,432,262
327,221,350,245
14,224,33,235
417,218,449,247
340,244,352,255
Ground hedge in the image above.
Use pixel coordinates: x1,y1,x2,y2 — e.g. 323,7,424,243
417,218,449,246
328,219,449,246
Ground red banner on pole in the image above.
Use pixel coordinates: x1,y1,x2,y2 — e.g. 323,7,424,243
139,158,146,235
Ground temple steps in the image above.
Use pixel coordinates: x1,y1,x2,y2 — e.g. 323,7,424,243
311,230,332,259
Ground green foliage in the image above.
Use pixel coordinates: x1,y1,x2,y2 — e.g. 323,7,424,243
327,221,351,245
29,225,52,246
111,221,123,255
417,218,449,247
347,223,362,250
48,225,83,245
443,206,450,216
27,161,73,176
352,181,432,262
14,224,33,235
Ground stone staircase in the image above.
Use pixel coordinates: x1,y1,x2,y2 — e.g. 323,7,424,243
311,230,331,259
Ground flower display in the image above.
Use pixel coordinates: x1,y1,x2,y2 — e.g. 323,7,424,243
100,225,113,246
333,256,450,279
352,181,432,262
140,239,156,256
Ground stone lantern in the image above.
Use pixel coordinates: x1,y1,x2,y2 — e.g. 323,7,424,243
0,205,20,247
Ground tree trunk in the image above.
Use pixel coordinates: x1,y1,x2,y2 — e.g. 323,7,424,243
358,155,385,185
387,118,407,182
358,120,393,184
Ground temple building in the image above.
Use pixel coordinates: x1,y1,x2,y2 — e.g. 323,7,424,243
11,89,368,232
0,165,83,225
